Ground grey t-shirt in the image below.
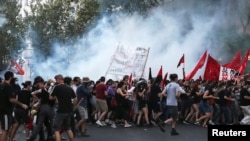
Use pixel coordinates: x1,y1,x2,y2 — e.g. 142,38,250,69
165,82,181,106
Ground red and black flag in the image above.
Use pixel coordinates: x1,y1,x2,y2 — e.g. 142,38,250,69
177,54,184,68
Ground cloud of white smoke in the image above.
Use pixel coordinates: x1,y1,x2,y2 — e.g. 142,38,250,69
29,0,244,82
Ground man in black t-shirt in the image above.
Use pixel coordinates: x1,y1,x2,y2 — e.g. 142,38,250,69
28,76,55,141
148,78,163,124
0,71,28,141
211,84,235,125
50,74,77,141
239,81,250,125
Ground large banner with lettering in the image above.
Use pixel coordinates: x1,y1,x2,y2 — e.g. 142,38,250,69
107,45,149,79
219,66,239,81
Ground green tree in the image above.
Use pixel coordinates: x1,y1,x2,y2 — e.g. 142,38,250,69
0,0,26,69
26,0,100,57
100,0,164,15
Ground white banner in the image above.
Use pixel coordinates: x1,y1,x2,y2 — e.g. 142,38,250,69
107,45,149,79
219,66,238,81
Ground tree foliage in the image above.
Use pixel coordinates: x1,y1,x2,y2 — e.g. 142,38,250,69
0,0,25,68
26,0,100,56
100,0,164,15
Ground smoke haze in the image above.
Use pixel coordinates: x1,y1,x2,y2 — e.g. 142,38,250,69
29,0,247,81
0,14,6,27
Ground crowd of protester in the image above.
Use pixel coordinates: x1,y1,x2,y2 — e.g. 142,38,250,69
0,71,250,140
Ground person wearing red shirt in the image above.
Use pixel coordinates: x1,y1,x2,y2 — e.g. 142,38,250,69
95,76,108,126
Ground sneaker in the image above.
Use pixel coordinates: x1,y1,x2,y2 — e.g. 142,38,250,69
157,121,165,132
101,121,107,126
150,120,157,126
240,121,244,125
208,120,215,125
81,132,90,137
111,123,117,128
105,119,110,124
61,136,67,140
108,121,113,125
171,129,179,136
183,120,189,124
194,121,200,125
75,129,80,137
96,120,104,126
124,124,132,128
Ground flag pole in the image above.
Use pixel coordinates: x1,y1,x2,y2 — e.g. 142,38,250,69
182,54,185,81
140,47,150,79
182,68,185,81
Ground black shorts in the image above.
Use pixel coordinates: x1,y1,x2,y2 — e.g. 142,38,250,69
149,101,161,113
0,113,15,130
14,108,30,124
138,100,147,110
53,112,72,131
166,106,178,121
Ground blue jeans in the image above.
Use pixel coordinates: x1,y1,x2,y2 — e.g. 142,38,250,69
212,105,232,124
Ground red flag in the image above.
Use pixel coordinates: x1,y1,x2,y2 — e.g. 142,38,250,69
203,54,220,81
185,50,207,80
177,54,184,68
128,73,132,89
161,72,168,88
157,66,163,81
238,49,250,75
223,51,242,70
10,60,25,75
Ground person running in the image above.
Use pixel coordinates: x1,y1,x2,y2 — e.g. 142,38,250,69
183,81,201,124
75,77,92,137
196,81,219,127
95,76,108,127
239,80,250,125
115,81,132,128
211,83,235,125
28,76,55,141
148,77,163,125
0,71,28,141
136,79,150,127
50,74,77,141
9,81,33,141
158,73,181,135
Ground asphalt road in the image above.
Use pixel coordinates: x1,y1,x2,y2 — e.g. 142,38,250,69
13,122,208,141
